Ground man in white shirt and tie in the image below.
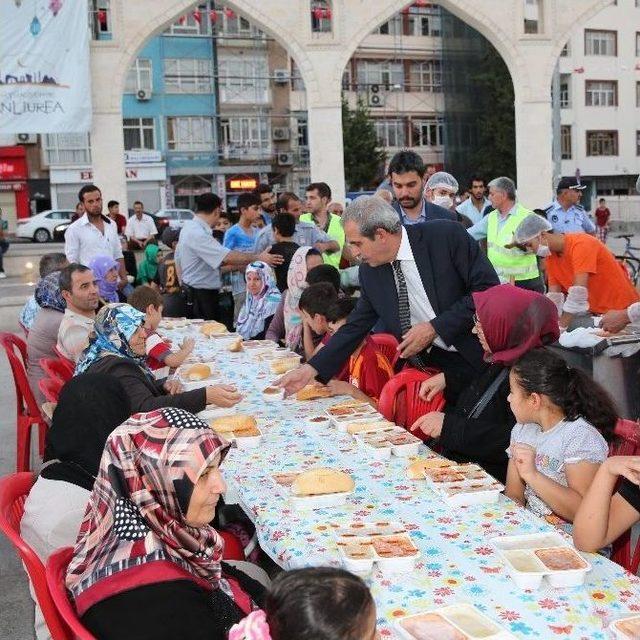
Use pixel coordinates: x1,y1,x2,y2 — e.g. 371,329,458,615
125,200,157,250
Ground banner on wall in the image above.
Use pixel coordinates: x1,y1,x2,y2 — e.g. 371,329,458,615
0,0,92,134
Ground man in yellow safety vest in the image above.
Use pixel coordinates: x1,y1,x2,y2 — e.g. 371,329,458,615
467,176,543,292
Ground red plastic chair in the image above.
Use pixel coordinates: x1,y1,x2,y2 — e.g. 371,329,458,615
0,473,73,640
609,419,640,575
370,333,400,368
220,529,246,561
377,368,446,438
46,548,95,640
0,333,48,472
39,378,65,404
40,358,74,384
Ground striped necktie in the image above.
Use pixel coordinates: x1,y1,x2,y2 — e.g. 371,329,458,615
392,260,427,370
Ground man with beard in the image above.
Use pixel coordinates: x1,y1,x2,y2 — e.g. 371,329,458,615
253,183,277,225
388,151,455,225
64,184,128,287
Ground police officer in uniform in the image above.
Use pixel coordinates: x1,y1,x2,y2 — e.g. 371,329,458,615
544,176,595,234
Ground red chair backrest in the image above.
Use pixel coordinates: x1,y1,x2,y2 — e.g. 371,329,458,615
0,473,72,640
219,530,245,561
46,548,95,640
39,378,65,404
0,332,40,418
40,358,74,384
370,333,400,368
377,368,445,435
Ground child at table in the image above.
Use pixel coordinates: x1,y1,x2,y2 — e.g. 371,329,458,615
228,567,379,640
573,455,640,553
324,297,394,405
505,348,617,531
128,285,194,374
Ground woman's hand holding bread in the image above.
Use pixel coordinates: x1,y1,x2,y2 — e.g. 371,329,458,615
205,384,242,408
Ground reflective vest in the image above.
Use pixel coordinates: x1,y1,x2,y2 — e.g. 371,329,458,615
300,212,345,269
486,203,539,283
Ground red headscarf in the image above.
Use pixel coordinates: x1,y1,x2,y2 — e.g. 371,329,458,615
472,284,560,366
66,407,230,616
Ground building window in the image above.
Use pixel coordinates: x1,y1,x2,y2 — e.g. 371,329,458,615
291,60,306,91
559,74,571,108
167,5,211,36
297,118,308,148
374,119,406,147
524,0,543,34
166,116,214,151
409,61,442,92
561,125,572,159
89,0,112,40
586,130,618,156
560,42,570,56
310,0,332,34
123,118,155,150
356,60,404,90
218,54,269,104
407,6,442,36
220,115,271,159
637,81,640,107
637,131,640,156
164,58,213,93
375,16,402,36
636,32,640,56
124,59,152,94
585,80,618,106
585,29,617,56
220,10,260,37
42,133,91,165
412,117,444,147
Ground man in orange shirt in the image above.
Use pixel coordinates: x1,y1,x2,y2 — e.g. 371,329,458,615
512,214,640,329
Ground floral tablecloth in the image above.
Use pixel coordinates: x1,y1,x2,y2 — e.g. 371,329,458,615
162,330,640,639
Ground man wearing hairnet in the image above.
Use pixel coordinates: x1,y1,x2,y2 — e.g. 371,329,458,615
467,177,543,292
512,214,639,330
423,171,473,228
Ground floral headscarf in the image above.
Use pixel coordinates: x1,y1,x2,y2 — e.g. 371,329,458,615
66,407,230,616
88,255,119,303
35,270,66,313
236,262,281,340
75,303,149,375
283,246,314,350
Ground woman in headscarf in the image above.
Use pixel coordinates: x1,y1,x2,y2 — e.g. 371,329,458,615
411,284,560,482
136,242,160,285
66,408,264,640
236,262,281,341
20,374,131,640
88,254,120,304
26,270,67,405
76,303,241,414
265,247,323,350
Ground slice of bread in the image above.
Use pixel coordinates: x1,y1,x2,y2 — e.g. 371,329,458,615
209,414,257,434
186,363,211,381
295,384,334,401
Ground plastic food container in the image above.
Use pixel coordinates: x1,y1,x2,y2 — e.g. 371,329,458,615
357,427,422,457
610,615,640,640
228,426,263,450
372,534,420,573
395,604,516,640
423,464,504,507
337,539,375,574
178,362,221,391
270,471,354,510
491,532,591,589
337,416,391,433
325,401,377,419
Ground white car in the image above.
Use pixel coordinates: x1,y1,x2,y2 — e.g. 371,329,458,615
16,209,75,243
153,208,194,229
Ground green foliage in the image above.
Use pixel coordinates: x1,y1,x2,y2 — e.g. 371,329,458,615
342,97,386,190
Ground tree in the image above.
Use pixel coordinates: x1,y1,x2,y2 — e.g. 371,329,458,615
341,97,386,191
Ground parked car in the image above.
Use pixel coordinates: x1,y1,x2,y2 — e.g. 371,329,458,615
152,208,194,229
15,209,75,243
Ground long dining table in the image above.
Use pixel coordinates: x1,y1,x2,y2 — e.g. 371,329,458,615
160,323,640,640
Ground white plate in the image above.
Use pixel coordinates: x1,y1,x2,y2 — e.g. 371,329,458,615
290,490,353,510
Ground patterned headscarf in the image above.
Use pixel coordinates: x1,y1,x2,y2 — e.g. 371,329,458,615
35,270,66,313
75,303,149,376
283,246,313,350
236,262,281,341
66,407,230,616
89,255,119,303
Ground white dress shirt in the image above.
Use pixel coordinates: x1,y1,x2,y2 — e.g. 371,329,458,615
64,214,123,267
125,213,157,240
393,226,456,352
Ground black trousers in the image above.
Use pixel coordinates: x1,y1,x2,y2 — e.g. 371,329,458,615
185,286,220,321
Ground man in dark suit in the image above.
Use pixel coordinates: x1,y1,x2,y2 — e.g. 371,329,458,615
388,150,455,225
279,196,500,399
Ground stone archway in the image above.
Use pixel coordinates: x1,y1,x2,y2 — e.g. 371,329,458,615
90,0,613,208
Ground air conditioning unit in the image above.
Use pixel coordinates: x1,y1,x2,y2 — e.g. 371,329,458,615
273,69,290,84
367,84,384,108
136,89,152,101
272,127,290,141
15,133,37,144
277,152,293,166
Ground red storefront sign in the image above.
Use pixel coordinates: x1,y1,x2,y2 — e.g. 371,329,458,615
0,146,29,220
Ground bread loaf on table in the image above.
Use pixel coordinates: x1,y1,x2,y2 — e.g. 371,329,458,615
270,356,300,375
295,384,333,401
209,414,257,434
185,363,212,381
200,321,227,336
228,337,243,352
291,468,355,496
